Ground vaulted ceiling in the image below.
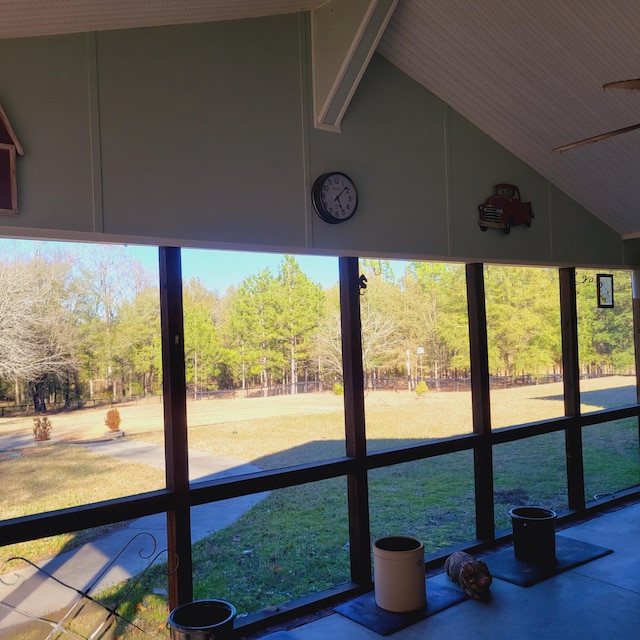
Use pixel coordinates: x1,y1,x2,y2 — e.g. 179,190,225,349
2,1,640,238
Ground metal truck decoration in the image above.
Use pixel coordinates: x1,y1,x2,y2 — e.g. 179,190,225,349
478,184,533,234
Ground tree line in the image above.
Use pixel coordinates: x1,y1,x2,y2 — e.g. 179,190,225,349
0,245,633,410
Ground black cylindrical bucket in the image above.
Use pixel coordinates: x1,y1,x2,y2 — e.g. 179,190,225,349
510,506,557,566
168,599,236,640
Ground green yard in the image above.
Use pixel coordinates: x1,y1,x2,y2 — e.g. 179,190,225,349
0,376,638,637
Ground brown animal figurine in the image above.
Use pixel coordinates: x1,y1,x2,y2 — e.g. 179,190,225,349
444,551,492,600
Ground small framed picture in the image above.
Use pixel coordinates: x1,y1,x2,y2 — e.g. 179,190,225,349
597,274,614,308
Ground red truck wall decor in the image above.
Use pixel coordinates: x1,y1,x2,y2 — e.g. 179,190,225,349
478,184,533,234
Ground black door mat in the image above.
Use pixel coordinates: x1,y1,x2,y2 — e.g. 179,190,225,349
334,579,467,636
486,535,613,587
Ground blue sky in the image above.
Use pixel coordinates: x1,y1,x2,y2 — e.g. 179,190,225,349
0,238,342,291
128,245,342,292
0,238,411,292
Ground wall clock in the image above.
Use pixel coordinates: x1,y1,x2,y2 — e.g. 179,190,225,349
311,172,358,224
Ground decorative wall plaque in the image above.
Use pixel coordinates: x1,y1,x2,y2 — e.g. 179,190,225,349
478,183,533,235
597,273,614,308
0,103,24,214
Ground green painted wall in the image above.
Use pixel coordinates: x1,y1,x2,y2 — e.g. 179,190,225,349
0,13,632,267
0,33,97,234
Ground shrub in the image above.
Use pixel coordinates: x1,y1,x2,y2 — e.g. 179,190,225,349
333,382,344,396
415,380,429,397
33,416,52,442
104,408,122,432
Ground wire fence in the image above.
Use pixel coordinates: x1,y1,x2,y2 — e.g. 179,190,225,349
0,372,627,418
0,394,160,418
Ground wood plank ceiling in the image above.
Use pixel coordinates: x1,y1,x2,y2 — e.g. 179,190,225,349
1,0,640,238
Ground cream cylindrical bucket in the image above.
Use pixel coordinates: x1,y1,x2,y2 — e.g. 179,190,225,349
373,535,426,612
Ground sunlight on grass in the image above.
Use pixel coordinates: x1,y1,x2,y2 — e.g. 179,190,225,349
369,452,476,552
493,432,569,530
191,479,351,613
583,419,640,501
0,445,164,520
0,376,638,627
186,412,346,466
0,444,165,563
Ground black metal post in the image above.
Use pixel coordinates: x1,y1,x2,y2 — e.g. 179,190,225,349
632,271,640,405
631,271,640,460
559,267,585,511
339,256,372,586
466,263,494,541
159,247,193,608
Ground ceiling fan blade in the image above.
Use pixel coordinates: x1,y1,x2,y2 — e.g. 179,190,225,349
552,122,640,152
603,78,640,90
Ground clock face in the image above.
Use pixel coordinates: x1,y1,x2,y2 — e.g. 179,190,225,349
312,172,358,224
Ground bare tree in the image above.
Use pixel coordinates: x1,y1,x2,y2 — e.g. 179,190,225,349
71,245,148,400
315,292,399,386
0,259,77,410
315,308,343,381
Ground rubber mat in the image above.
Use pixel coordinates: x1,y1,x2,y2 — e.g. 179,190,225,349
486,535,613,587
334,579,467,636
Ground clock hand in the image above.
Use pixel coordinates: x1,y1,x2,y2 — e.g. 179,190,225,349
334,190,347,214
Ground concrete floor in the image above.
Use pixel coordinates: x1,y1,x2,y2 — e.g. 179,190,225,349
258,502,640,640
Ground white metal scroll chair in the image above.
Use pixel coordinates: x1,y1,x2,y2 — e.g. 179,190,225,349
0,532,174,639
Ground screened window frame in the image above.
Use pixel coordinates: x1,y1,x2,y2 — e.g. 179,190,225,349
1,252,639,636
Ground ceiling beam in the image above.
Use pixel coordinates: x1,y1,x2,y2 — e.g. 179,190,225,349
311,0,398,132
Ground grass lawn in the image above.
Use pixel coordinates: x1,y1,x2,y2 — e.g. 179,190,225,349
0,376,638,636
0,444,165,564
